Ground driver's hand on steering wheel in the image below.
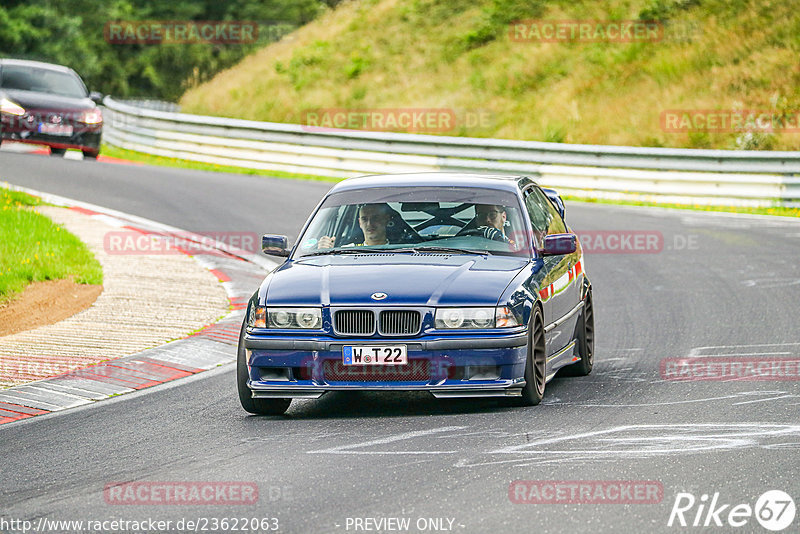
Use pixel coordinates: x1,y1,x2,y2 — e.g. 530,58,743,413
477,226,509,243
318,236,336,249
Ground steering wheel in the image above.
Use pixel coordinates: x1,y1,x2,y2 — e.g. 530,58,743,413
459,226,509,243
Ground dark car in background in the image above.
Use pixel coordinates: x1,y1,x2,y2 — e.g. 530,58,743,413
0,59,103,159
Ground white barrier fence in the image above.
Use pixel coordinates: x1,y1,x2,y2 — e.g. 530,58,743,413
102,97,800,208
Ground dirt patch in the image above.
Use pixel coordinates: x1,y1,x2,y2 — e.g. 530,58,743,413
0,279,102,337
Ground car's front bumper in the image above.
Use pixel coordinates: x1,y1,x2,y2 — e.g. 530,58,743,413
243,330,529,399
1,116,102,151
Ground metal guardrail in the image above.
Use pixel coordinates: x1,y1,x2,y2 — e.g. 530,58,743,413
102,97,800,207
113,99,181,113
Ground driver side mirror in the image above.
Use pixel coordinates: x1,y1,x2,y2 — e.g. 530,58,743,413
541,234,576,256
262,234,289,257
89,91,104,105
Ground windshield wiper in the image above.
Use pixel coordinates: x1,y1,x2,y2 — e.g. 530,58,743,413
303,246,492,257
393,246,491,255
302,247,388,256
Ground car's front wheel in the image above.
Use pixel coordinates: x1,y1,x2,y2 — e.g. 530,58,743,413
82,150,99,160
237,321,291,415
513,306,546,406
50,147,66,157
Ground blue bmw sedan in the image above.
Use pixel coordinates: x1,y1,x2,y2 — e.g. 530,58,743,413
238,173,594,415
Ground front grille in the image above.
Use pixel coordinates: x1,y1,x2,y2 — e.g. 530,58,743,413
323,359,430,382
379,310,421,335
334,310,375,335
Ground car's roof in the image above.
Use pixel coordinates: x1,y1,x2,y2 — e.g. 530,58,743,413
0,59,75,73
330,172,534,194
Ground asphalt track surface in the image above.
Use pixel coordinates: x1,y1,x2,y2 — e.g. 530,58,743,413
2,151,800,534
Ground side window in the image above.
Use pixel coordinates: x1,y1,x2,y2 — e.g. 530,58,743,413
527,187,567,235
523,188,550,247
539,189,567,234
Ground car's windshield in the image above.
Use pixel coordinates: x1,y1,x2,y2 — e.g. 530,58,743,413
0,66,87,98
294,186,530,257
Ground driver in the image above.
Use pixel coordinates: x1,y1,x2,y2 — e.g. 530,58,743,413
318,203,393,248
474,204,511,243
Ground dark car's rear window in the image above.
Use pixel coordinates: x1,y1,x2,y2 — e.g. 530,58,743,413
0,66,87,98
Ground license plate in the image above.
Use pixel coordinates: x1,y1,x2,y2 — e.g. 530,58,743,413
38,123,73,136
343,345,407,365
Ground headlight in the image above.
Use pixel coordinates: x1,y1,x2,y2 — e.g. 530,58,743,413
296,310,321,328
435,307,522,329
439,308,466,328
435,307,500,329
80,108,103,125
472,308,494,328
267,307,322,329
0,97,25,116
272,309,291,327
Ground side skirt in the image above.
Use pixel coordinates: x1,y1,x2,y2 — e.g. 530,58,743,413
545,340,578,382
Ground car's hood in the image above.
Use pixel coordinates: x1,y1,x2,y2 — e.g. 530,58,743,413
1,89,94,111
262,254,530,307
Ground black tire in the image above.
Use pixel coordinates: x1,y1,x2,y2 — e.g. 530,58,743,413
513,307,546,406
237,321,291,415
50,147,66,157
561,290,594,377
82,150,99,160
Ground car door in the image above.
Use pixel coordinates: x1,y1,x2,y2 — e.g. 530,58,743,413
523,186,579,367
539,187,583,365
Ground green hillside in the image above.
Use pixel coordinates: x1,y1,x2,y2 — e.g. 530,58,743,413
180,0,800,150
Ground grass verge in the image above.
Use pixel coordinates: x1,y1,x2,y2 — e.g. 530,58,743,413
101,144,339,182
0,187,103,304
